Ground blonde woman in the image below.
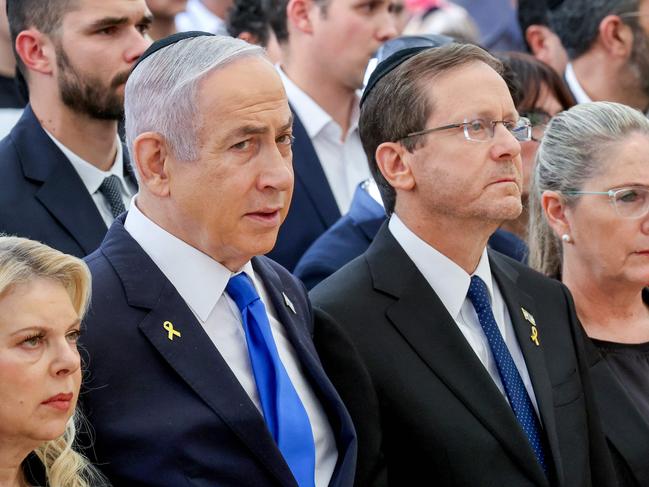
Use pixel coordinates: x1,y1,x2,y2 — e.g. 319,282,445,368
0,236,106,487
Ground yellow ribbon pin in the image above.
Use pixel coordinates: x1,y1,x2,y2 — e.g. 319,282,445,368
530,325,540,346
163,321,181,341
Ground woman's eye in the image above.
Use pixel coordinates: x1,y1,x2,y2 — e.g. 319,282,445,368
66,330,82,343
618,190,639,203
21,334,44,348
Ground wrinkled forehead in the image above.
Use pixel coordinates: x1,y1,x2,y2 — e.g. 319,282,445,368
424,61,517,120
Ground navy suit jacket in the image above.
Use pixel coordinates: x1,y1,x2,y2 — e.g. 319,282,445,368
81,216,357,486
267,109,342,271
295,183,385,290
0,104,133,257
294,182,528,289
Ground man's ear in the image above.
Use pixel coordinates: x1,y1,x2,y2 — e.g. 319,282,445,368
375,141,416,192
541,190,572,238
132,132,171,197
286,0,316,35
598,14,634,59
15,29,55,75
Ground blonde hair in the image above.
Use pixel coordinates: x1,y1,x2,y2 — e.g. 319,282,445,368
0,236,106,487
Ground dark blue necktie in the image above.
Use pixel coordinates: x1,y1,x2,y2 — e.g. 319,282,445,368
467,275,548,473
226,273,316,487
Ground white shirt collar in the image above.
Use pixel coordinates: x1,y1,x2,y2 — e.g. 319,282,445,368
276,65,360,139
388,213,495,320
175,0,227,35
43,129,126,195
564,63,592,104
124,200,257,322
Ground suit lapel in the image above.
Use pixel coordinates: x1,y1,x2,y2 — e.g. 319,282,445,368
368,227,549,486
15,105,107,254
252,257,357,482
489,252,560,483
290,108,341,227
101,221,297,487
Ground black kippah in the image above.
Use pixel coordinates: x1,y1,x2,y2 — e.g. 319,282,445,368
360,46,432,107
132,31,215,72
547,0,564,10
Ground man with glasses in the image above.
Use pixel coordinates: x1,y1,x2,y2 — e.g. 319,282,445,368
550,0,649,112
310,43,616,486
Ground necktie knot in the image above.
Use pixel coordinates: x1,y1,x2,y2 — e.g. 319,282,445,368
98,175,126,218
467,275,490,309
226,273,260,310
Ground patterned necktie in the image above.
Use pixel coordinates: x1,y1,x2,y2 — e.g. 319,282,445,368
467,275,548,473
226,273,316,487
98,175,126,219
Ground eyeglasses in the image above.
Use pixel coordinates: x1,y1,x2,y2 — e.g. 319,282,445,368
399,117,532,143
563,187,649,219
618,11,649,21
520,110,552,142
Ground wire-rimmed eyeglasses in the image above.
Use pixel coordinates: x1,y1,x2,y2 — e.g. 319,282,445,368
398,117,532,143
563,187,649,219
520,110,552,142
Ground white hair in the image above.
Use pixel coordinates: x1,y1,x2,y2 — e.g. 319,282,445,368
124,35,265,174
528,101,649,278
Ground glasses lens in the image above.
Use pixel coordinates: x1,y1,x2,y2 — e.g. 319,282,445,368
464,119,490,141
613,188,649,218
511,117,532,142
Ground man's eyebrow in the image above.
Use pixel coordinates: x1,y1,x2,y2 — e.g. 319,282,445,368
227,116,294,139
87,13,153,31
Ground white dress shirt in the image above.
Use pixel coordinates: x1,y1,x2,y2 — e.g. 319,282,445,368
44,130,135,226
175,0,228,35
124,202,338,486
278,67,371,213
388,214,540,416
564,63,592,105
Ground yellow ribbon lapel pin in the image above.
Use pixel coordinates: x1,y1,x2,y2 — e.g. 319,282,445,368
163,321,181,341
521,307,540,346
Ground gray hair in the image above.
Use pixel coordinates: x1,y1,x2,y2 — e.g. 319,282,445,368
549,0,638,59
528,101,649,278
124,35,265,173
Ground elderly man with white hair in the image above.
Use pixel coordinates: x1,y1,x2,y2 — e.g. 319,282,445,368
80,32,357,487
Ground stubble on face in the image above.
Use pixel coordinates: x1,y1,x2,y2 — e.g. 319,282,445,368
56,42,130,120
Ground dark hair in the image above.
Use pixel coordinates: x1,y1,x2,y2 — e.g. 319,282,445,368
359,43,504,214
549,0,638,59
227,0,271,46
268,0,329,44
517,0,548,52
497,51,575,113
7,0,77,76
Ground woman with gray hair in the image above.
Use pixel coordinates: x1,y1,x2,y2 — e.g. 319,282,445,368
529,101,649,486
0,236,106,487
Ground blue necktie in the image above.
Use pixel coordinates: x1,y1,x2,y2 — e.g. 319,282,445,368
226,273,316,487
467,275,548,473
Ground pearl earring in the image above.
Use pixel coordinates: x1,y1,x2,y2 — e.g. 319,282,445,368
561,234,572,243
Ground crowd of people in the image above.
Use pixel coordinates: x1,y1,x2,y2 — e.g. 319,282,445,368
0,0,647,486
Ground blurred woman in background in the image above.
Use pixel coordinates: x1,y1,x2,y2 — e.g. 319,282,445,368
490,51,574,261
529,101,649,486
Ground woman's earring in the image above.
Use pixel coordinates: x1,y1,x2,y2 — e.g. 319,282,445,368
561,234,572,243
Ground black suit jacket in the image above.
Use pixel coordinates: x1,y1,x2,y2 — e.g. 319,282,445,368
81,216,357,486
267,109,342,271
311,224,616,487
0,104,133,257
586,339,649,486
